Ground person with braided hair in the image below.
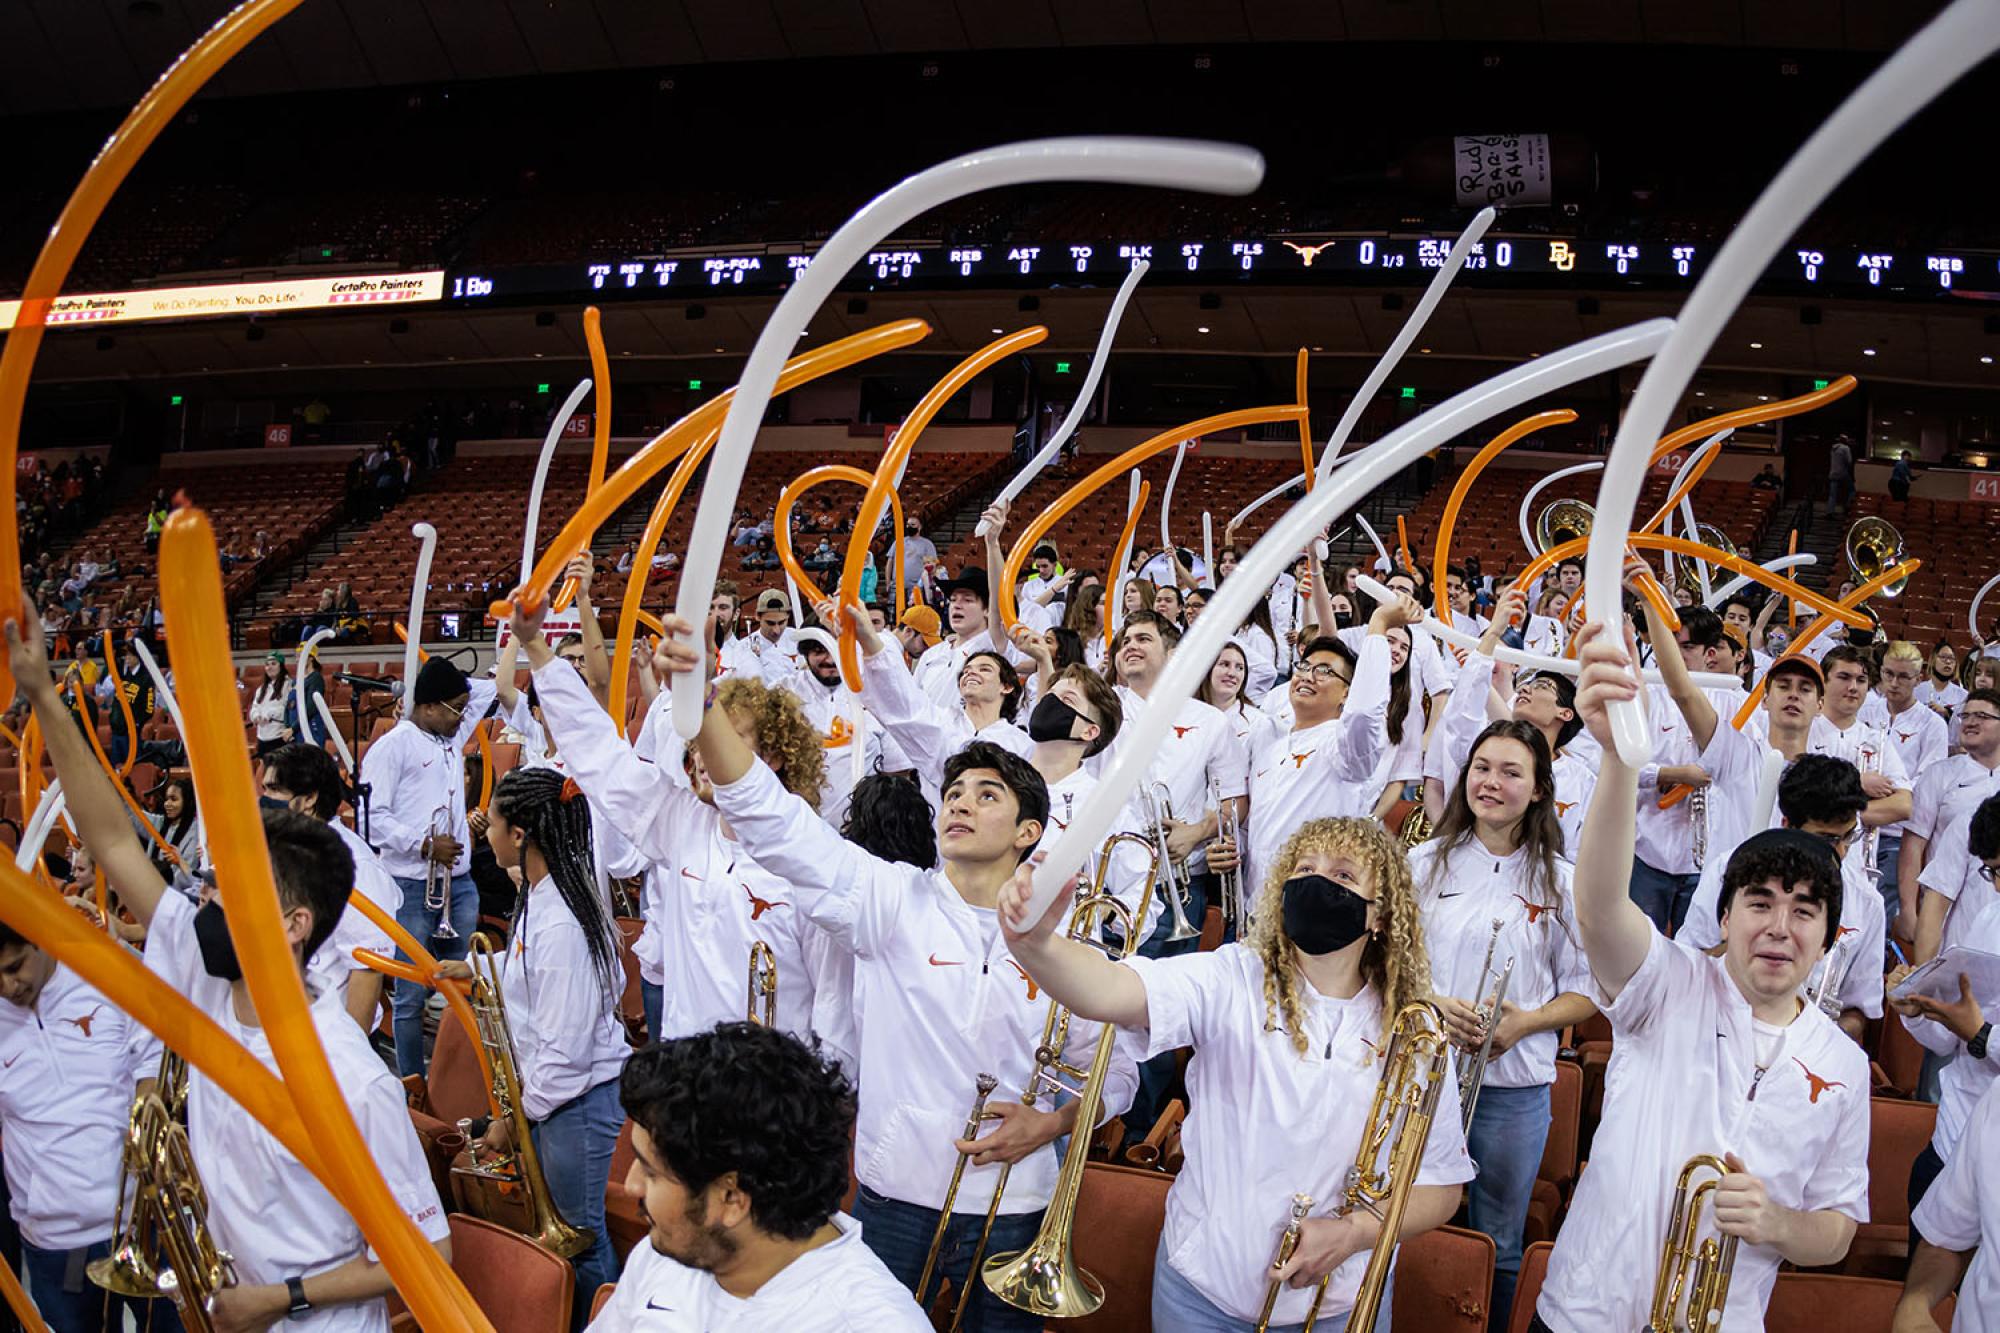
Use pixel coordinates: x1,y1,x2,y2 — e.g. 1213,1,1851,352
458,766,629,1324
996,816,1471,1331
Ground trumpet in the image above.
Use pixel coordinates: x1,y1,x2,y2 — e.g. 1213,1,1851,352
1455,919,1515,1133
917,840,1155,1329
1804,932,1854,1018
1649,1155,1739,1332
453,935,593,1258
1210,775,1245,936
748,940,778,1026
89,1052,236,1332
425,802,457,940
1138,780,1201,944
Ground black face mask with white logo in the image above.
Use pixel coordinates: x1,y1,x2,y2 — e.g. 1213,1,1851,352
1281,873,1372,956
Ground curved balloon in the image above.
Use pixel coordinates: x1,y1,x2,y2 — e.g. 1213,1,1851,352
1703,553,1817,610
519,379,594,596
1522,532,1866,629
669,137,1267,737
1969,571,2000,646
1431,411,1578,623
1010,319,1677,925
1788,529,1801,626
998,404,1310,634
342,893,495,1108
553,306,613,615
979,259,1151,535
607,426,721,740
1517,461,1604,559
1106,476,1153,653
102,630,138,777
67,678,185,873
499,320,931,624
296,628,336,747
0,1242,48,1333
13,779,65,874
313,693,356,772
403,525,438,717
777,466,883,609
1158,440,1190,565
835,328,1046,688
0,0,310,712
161,509,484,1331
1229,471,1307,532
1293,349,1314,487
1584,0,1989,767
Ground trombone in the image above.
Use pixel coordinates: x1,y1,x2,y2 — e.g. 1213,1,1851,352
1253,1195,1315,1331
1138,780,1202,944
425,801,457,940
1456,918,1516,1133
1649,1155,1739,1332
916,835,1156,1329
748,940,778,1026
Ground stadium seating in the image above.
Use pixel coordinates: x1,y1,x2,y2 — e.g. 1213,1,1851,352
1850,493,2000,645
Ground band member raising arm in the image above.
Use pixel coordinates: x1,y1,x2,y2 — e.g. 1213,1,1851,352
996,817,1471,1332
1530,623,1867,1333
608,606,1137,1333
4,601,450,1333
588,1023,928,1331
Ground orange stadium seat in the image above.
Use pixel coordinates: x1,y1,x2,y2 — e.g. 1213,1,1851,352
1392,1224,1496,1333
446,1213,575,1333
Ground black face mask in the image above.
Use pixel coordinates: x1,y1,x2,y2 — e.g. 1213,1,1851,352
259,795,292,813
1332,609,1354,629
1027,693,1089,745
1281,873,1372,956
192,899,243,982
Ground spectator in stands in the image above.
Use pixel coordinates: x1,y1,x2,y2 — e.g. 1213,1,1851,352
1891,450,1915,503
614,542,636,575
251,529,273,561
743,536,780,572
284,648,328,744
806,536,838,572
1828,432,1855,516
731,508,759,547
899,517,939,590
1753,462,1783,491
142,493,168,553
304,587,340,642
144,777,202,881
100,639,158,770
249,651,293,758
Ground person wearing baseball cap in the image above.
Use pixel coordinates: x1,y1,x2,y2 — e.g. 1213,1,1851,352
896,604,941,662
743,588,802,685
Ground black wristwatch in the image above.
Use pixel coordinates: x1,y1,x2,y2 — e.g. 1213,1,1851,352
1969,1021,1993,1062
285,1276,313,1322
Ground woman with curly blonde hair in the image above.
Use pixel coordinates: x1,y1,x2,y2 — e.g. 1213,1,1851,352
997,815,1472,1333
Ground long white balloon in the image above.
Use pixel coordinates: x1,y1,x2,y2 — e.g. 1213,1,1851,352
671,137,1267,735
1019,318,1675,919
129,637,184,741
1518,461,1604,558
1109,469,1142,631
1356,576,1741,690
1314,207,1497,485
403,523,438,718
295,627,337,747
15,780,66,873
519,378,595,590
1229,471,1307,530
1202,512,1214,582
1702,553,1818,610
1583,0,2000,768
1663,429,1731,596
1970,572,2000,645
978,258,1152,536
1158,440,1189,563
314,692,356,771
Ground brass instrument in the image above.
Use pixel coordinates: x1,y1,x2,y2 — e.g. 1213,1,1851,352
1805,933,1855,1018
1455,919,1516,1133
425,801,457,940
1314,1002,1451,1330
1649,1155,1739,1332
454,935,593,1258
1211,775,1245,936
914,1074,1000,1313
748,940,778,1026
1138,781,1202,944
1846,516,1908,599
1253,1194,1315,1332
1672,523,1736,602
1533,498,1593,555
88,1051,235,1332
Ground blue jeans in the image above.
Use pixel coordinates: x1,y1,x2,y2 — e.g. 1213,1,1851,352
1877,833,1903,929
1150,1242,1393,1332
20,1238,181,1333
390,872,479,1077
1465,1083,1550,1329
851,1184,1043,1332
531,1077,623,1329
1121,873,1207,1147
640,979,663,1048
1628,856,1698,936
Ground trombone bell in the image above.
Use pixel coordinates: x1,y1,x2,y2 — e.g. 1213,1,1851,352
1845,516,1907,598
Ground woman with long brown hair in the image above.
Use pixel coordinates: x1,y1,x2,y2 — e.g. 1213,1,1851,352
1408,718,1597,1328
997,817,1471,1331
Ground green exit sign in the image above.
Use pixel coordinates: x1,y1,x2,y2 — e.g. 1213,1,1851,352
1399,386,1417,399
169,394,183,406
1813,378,1830,391
1055,361,1072,374
536,383,550,395
688,378,703,391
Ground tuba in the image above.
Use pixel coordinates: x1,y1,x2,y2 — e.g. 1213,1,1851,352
1649,1155,1739,1331
915,835,1156,1330
1533,498,1593,555
453,934,594,1258
89,1052,236,1333
1455,919,1515,1133
1846,516,1908,599
748,940,778,1026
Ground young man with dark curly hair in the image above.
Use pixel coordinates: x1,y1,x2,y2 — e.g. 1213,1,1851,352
588,1024,928,1329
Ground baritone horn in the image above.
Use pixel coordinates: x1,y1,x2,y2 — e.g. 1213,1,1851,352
748,940,778,1026
1846,516,1908,598
1648,1155,1739,1331
1534,498,1593,555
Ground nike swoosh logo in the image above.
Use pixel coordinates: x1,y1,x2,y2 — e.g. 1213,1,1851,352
1438,891,1464,899
1,1054,19,1070
680,868,703,881
644,1298,674,1311
928,954,964,967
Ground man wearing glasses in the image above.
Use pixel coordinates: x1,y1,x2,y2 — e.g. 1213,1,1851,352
356,652,498,1076
1876,642,1951,933
1900,688,2000,963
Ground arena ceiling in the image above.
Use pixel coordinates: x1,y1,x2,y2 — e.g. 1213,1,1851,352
0,0,1947,115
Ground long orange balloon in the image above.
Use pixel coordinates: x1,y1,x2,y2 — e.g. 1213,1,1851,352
778,466,894,609
499,321,932,622
392,622,429,663
997,404,1311,633
607,426,720,739
0,0,310,713
1787,528,1799,627
1656,558,1921,810
102,629,137,776
1521,532,1868,629
552,305,612,615
0,1245,49,1333
1106,480,1153,653
161,509,485,1332
1639,376,1858,533
1294,349,1314,488
1431,411,1578,623
66,679,186,873
835,328,1047,688
342,895,498,1121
